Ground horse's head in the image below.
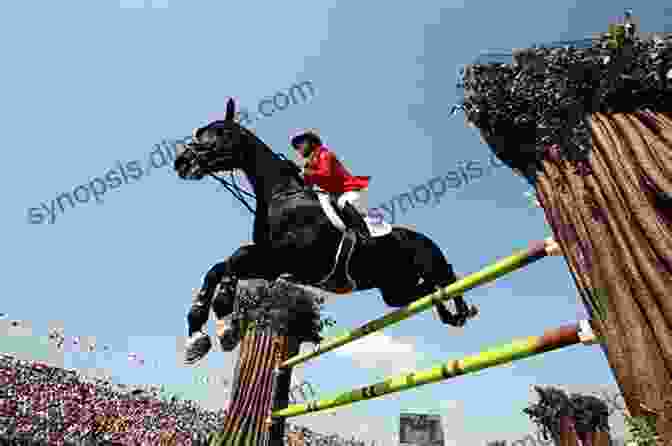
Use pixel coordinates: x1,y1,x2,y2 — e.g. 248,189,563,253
174,98,251,180
175,98,305,210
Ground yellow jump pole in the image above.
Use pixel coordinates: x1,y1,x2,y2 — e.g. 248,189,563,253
281,240,555,369
272,320,598,419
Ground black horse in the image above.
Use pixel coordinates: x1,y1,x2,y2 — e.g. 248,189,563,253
175,99,478,364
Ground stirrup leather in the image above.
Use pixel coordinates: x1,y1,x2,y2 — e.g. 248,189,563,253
341,202,370,238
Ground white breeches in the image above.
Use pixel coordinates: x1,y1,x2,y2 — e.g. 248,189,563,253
336,189,368,215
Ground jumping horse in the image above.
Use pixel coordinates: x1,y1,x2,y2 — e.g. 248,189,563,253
174,99,478,364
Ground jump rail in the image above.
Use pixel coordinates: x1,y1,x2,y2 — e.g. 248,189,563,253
272,320,598,418
280,240,555,369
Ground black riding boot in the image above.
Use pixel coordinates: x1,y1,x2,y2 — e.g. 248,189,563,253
341,202,371,240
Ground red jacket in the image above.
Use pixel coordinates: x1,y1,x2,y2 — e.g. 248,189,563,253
303,145,370,193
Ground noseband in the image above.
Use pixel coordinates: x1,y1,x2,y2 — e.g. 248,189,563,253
179,140,257,214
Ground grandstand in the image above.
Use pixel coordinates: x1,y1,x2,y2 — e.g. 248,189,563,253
0,353,369,445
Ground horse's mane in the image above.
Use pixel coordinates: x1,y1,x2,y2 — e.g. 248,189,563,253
281,158,305,185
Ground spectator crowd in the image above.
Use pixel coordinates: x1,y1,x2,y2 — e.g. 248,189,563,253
0,353,372,446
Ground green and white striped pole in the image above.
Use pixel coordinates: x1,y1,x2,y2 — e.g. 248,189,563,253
280,240,553,369
272,320,598,419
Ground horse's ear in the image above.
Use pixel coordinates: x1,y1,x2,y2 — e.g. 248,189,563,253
225,98,236,121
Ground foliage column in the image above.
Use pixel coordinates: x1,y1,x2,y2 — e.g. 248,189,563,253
460,22,672,441
208,278,322,446
524,386,611,446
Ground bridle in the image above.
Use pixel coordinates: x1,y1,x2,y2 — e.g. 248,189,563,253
180,136,298,216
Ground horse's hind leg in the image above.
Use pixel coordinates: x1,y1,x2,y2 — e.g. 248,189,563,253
429,264,478,327
381,231,477,327
418,238,478,327
421,246,478,327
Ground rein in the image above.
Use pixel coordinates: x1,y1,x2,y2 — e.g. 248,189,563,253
210,172,257,215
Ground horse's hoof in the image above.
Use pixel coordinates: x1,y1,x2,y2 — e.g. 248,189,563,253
434,302,462,327
455,306,478,327
455,307,478,327
453,315,468,327
433,300,478,328
184,331,212,365
216,317,240,352
218,332,240,352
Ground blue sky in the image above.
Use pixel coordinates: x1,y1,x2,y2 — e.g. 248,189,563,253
2,1,669,444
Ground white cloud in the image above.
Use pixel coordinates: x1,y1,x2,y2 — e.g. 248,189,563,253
336,332,415,356
333,332,421,376
438,399,460,411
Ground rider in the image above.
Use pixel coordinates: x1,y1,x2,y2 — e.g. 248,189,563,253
291,130,372,240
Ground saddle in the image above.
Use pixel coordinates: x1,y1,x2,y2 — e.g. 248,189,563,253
315,190,392,238
312,190,392,295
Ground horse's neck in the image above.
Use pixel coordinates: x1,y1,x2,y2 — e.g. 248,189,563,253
243,149,303,245
241,141,304,201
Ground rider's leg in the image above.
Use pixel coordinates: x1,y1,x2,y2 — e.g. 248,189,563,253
337,190,371,238
338,189,368,214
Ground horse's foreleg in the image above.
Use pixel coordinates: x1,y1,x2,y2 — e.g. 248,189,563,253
185,245,274,363
211,275,238,320
184,258,239,364
187,261,232,336
192,244,278,327
187,290,210,337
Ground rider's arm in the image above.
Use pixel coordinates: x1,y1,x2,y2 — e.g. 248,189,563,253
303,150,334,184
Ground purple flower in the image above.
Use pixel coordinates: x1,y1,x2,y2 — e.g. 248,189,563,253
367,208,384,224
544,143,563,164
573,160,593,177
127,352,145,367
636,110,660,133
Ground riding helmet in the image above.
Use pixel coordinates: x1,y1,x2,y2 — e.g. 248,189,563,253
291,130,322,149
